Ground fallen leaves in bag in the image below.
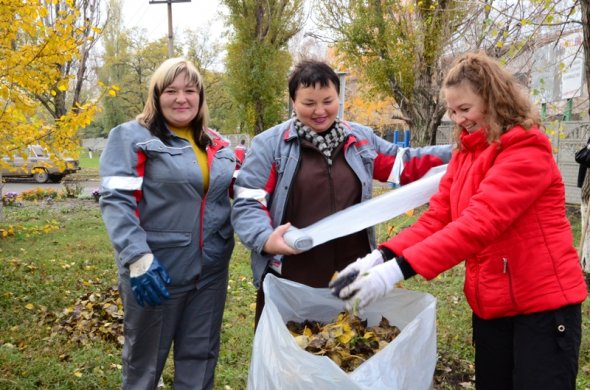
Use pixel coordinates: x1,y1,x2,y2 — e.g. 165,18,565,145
286,311,401,372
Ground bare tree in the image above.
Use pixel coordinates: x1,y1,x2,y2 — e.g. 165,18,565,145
315,0,580,145
37,0,107,119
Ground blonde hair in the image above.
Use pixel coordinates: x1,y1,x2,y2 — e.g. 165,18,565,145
137,57,209,146
442,52,540,144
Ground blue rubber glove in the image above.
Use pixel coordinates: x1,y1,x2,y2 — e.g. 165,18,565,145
129,254,171,306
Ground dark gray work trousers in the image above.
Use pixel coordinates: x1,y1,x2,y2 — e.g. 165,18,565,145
472,303,582,390
119,272,228,390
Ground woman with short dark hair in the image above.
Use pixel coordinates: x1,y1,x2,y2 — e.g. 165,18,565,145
232,59,452,326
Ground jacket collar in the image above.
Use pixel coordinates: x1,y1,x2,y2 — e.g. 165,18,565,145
205,128,229,150
284,118,355,149
460,128,488,151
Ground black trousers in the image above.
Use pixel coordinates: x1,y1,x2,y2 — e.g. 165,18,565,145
472,304,582,390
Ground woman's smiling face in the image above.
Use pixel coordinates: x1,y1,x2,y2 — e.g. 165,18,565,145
444,81,488,133
292,81,340,133
160,72,200,128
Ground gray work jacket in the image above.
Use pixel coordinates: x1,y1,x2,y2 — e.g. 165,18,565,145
100,120,236,290
232,118,452,288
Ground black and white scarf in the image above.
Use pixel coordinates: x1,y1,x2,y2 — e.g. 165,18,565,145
294,118,347,166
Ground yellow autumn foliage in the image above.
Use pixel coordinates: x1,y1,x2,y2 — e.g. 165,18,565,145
0,0,111,164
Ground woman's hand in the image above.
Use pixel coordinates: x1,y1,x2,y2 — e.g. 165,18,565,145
263,223,299,256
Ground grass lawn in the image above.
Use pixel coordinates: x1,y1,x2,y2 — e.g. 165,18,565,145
0,197,588,389
77,148,100,170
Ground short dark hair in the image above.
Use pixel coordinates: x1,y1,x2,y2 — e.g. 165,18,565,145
288,60,340,101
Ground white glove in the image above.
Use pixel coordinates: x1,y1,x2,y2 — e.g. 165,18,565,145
340,260,404,312
329,249,385,297
129,253,153,277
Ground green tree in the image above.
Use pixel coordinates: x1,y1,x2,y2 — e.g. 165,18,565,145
0,0,113,218
95,25,169,135
222,0,304,134
183,27,224,73
576,0,590,274
96,12,230,136
316,0,579,145
316,0,466,145
580,0,590,122
205,71,235,133
181,27,233,133
0,0,111,159
94,0,128,137
37,0,106,121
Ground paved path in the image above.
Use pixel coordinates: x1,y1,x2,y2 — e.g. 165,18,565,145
2,179,100,197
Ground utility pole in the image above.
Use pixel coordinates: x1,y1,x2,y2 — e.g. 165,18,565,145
149,0,191,58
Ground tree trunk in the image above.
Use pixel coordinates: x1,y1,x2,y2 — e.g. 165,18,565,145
579,0,590,274
0,172,3,222
255,100,265,135
580,171,590,273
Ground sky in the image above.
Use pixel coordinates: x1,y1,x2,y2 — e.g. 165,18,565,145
121,0,226,42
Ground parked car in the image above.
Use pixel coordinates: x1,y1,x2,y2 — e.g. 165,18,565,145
1,145,80,183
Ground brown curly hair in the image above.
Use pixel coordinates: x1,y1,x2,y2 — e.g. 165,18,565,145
442,51,540,145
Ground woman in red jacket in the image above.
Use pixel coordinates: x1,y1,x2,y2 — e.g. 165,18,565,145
331,52,587,389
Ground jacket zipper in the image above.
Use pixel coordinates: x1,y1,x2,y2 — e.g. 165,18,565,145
200,144,215,251
281,149,301,225
328,162,335,213
502,257,518,309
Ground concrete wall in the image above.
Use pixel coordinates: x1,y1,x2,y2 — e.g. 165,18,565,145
435,121,590,205
82,134,252,152
83,122,590,204
82,138,108,152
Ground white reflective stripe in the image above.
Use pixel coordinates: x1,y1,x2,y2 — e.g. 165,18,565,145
387,147,407,186
101,176,143,191
234,185,268,207
283,164,448,252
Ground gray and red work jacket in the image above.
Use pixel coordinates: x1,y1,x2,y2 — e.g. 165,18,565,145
231,118,452,289
99,120,236,291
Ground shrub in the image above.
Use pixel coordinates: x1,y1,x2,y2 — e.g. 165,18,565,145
62,181,84,198
20,187,62,201
92,188,101,203
2,191,19,206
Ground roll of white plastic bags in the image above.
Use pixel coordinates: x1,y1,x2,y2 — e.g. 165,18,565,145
248,274,437,390
283,164,447,252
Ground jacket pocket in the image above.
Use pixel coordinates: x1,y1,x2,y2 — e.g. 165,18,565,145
143,142,189,183
217,222,234,239
355,144,377,170
145,230,191,249
473,252,518,315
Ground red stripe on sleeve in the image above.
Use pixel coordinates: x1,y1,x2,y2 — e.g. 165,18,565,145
134,149,147,218
374,153,395,181
400,155,443,185
264,162,277,196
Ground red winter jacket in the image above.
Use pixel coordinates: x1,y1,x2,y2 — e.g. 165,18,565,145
382,126,587,319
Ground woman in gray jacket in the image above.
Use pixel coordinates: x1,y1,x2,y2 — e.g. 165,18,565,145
232,60,451,326
100,58,235,389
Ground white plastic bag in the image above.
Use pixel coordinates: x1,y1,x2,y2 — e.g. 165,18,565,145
248,274,437,390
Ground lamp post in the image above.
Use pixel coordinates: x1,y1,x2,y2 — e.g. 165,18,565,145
148,0,191,58
336,71,347,120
